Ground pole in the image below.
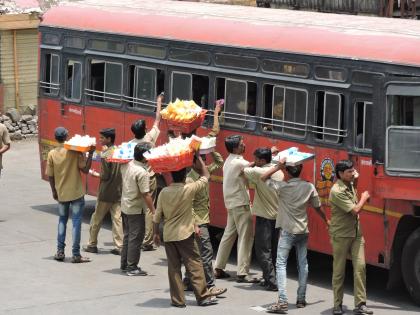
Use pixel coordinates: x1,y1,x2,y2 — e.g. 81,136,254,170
13,29,20,110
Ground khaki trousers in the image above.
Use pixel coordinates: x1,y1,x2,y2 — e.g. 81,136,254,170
331,235,366,308
88,200,123,248
142,176,157,247
214,205,254,276
164,234,211,305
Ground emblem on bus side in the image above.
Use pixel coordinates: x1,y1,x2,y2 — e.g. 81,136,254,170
316,158,335,206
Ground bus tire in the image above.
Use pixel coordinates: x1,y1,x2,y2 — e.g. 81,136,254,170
401,227,420,305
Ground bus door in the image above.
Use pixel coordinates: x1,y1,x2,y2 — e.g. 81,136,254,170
311,89,349,253
83,58,125,195
350,91,374,195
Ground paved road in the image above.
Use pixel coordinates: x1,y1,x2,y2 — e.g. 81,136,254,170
0,140,418,314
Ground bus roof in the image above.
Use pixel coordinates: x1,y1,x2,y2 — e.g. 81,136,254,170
42,0,420,67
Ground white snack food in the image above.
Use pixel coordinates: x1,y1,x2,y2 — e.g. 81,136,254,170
200,137,216,150
65,134,96,147
144,137,193,160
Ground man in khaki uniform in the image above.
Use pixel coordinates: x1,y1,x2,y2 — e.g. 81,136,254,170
153,156,217,308
243,147,283,291
329,160,373,315
46,127,95,263
214,135,257,283
120,143,156,276
129,94,162,251
84,128,123,255
182,101,226,296
0,121,11,178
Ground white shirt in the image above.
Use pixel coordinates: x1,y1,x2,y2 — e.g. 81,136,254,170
223,154,250,209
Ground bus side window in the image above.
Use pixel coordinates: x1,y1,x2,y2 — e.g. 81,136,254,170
390,95,420,126
216,77,256,130
128,66,165,110
316,91,344,143
172,72,192,101
354,101,372,150
264,84,306,137
65,60,82,101
41,53,60,96
88,60,122,105
192,74,209,109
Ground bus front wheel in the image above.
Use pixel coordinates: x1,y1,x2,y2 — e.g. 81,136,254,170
401,226,420,305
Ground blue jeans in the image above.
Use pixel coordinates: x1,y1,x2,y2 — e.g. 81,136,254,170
57,196,85,257
276,230,309,302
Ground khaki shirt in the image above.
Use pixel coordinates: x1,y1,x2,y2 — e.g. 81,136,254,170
121,160,150,215
0,123,11,169
186,151,223,225
223,154,250,210
46,145,86,202
268,178,321,234
154,177,208,242
329,179,361,237
244,164,282,220
130,125,160,177
97,145,122,203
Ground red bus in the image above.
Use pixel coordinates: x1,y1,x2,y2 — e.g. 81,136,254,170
38,0,420,304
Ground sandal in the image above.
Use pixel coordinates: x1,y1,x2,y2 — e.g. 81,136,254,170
54,251,65,262
214,268,230,279
266,301,288,314
208,286,227,296
71,255,91,263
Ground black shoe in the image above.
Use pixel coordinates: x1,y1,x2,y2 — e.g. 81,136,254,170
126,268,147,276
236,275,259,283
332,305,343,315
141,244,156,251
83,245,98,253
171,303,186,308
354,304,373,314
296,300,307,308
110,248,121,255
265,283,278,291
198,296,218,306
54,250,65,262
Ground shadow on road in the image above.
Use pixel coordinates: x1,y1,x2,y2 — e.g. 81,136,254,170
30,202,420,312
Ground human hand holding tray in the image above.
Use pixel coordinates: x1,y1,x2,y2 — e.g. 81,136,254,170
272,147,314,166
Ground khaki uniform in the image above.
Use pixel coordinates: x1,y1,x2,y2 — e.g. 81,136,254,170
244,164,282,286
153,177,212,305
0,123,11,171
46,145,85,202
329,179,366,308
120,160,150,271
88,145,123,249
130,125,160,247
215,154,253,276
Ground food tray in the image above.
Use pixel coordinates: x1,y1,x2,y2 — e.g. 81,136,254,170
64,144,92,152
164,110,207,134
147,150,194,173
106,158,131,164
199,146,215,155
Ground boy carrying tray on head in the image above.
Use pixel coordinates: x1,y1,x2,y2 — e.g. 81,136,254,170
261,157,329,314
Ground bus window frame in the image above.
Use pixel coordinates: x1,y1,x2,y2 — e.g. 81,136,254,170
85,58,124,108
40,52,61,97
217,77,251,130
171,71,192,102
64,59,83,103
314,90,346,144
127,65,158,112
277,85,307,138
314,66,347,83
353,100,373,153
